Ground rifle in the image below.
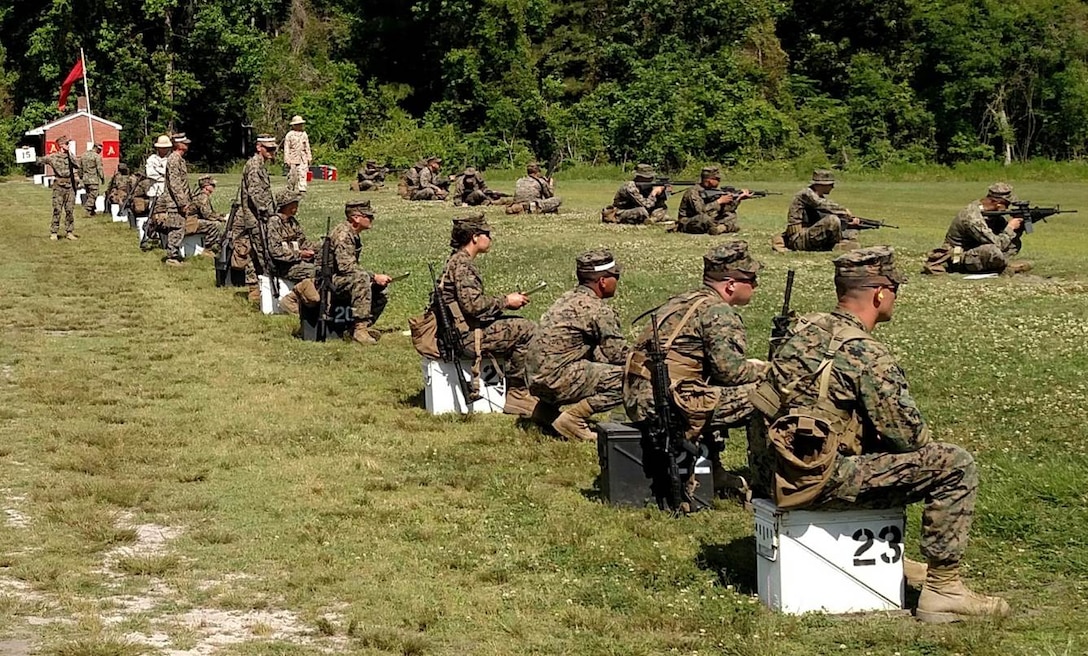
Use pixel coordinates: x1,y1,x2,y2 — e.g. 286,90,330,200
700,187,782,204
840,215,899,231
769,269,796,359
428,263,478,409
983,201,1078,234
641,312,704,513
635,177,696,200
315,217,335,342
215,190,243,287
545,151,562,183
255,214,279,301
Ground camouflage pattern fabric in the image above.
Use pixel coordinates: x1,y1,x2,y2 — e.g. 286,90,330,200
612,181,667,224
513,176,562,213
240,152,275,274
283,130,311,193
675,184,739,234
925,202,1021,274
267,212,319,283
764,310,976,563
783,187,851,251
190,191,224,222
527,285,628,411
624,287,763,435
322,220,386,324
40,151,79,234
439,250,536,388
452,174,491,206
78,150,104,213
411,167,445,200
106,173,134,207
159,151,192,260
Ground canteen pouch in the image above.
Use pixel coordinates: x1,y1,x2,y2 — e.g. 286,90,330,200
183,214,200,234
231,237,251,269
769,410,841,509
408,309,442,360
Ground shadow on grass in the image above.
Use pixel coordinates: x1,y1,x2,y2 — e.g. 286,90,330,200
397,388,425,409
697,536,758,595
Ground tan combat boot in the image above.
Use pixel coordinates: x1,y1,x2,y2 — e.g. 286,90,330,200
915,564,1010,623
503,388,539,418
551,399,597,442
601,206,618,224
709,223,739,235
351,322,378,345
770,233,790,253
50,233,59,241
278,291,301,315
1004,260,1033,275
904,558,928,589
504,203,525,215
66,233,79,241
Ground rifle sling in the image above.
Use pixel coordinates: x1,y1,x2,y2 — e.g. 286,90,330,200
437,268,483,399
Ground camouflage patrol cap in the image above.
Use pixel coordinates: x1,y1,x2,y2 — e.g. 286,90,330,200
118,164,130,174
811,169,836,186
452,211,491,234
834,245,907,288
365,159,377,166
93,143,103,150
703,240,762,282
54,134,69,144
464,167,478,177
197,175,216,187
576,249,621,277
987,182,1014,200
345,198,375,217
426,155,442,164
700,166,721,179
276,190,301,209
633,163,656,181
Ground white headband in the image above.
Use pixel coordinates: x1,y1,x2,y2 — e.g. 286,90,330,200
592,260,617,272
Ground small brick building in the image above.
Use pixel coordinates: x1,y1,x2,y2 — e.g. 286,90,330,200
26,97,123,178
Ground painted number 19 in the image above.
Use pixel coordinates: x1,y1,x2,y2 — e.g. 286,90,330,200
852,526,903,567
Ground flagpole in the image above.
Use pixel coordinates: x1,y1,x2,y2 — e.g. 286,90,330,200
80,48,94,145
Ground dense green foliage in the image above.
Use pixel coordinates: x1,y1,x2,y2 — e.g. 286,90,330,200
3,0,1088,171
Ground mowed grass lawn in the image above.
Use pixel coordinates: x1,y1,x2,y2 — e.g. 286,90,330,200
0,172,1086,656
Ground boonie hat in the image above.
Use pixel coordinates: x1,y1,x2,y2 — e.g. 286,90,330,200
289,115,306,126
633,163,656,181
276,190,302,209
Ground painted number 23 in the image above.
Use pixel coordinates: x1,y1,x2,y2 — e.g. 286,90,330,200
852,526,903,567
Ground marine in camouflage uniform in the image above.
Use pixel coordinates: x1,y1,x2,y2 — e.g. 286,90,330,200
439,214,538,416
267,190,319,283
234,135,278,297
752,246,1009,622
352,160,385,191
508,162,562,215
78,143,104,215
106,164,133,208
777,170,860,252
38,135,80,239
528,250,627,441
321,199,392,343
183,175,226,254
398,159,426,198
452,167,505,206
129,174,154,217
411,157,448,201
602,164,668,225
624,241,766,497
156,133,194,265
673,166,749,235
923,183,1030,275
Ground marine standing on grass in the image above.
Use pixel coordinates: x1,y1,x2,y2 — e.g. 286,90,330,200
38,135,80,240
236,134,278,301
624,242,767,499
283,115,312,194
439,214,539,417
775,170,861,252
157,133,194,266
527,250,628,442
602,164,668,225
672,166,752,235
78,143,104,216
508,162,562,215
752,246,1009,623
265,191,321,316
322,199,393,344
923,182,1032,275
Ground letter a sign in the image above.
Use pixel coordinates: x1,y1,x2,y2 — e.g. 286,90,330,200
102,140,121,159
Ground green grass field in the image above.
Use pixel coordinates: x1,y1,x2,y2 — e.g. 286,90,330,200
1,173,1086,655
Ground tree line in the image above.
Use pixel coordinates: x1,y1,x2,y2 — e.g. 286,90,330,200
2,0,1087,173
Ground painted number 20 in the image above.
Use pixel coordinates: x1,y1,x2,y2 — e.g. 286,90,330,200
852,526,903,567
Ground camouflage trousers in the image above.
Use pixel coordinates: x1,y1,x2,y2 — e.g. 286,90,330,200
165,219,225,259
530,361,623,412
410,188,442,201
229,222,258,285
675,212,739,234
625,378,759,440
331,271,388,325
927,242,1022,274
353,180,380,191
785,215,857,251
816,442,978,565
523,197,562,214
82,184,99,213
460,317,536,389
615,206,667,225
51,184,75,234
275,261,316,286
457,190,491,206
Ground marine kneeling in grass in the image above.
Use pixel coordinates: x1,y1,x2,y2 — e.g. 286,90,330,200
527,250,628,441
753,246,1010,623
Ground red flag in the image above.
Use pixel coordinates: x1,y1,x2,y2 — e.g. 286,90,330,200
57,58,84,111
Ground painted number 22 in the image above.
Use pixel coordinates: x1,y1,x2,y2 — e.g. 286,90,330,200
852,526,903,566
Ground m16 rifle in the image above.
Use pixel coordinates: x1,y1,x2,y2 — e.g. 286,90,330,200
769,269,796,359
983,201,1077,234
255,212,279,301
545,151,562,182
314,217,335,342
700,187,782,204
214,190,243,287
840,215,898,231
428,263,478,409
635,177,696,200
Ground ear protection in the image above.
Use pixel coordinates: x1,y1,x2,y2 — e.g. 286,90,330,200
877,291,886,301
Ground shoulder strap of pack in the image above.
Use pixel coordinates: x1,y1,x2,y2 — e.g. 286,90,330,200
659,294,713,351
815,325,872,400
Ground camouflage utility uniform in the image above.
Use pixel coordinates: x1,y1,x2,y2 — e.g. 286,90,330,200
238,150,276,283
40,146,79,235
322,220,387,326
353,161,385,191
528,285,627,411
676,183,740,234
611,181,668,225
513,172,562,214
924,183,1021,274
106,168,134,208
78,148,104,214
268,200,319,283
781,171,856,251
157,147,192,261
452,168,493,207
412,164,446,201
